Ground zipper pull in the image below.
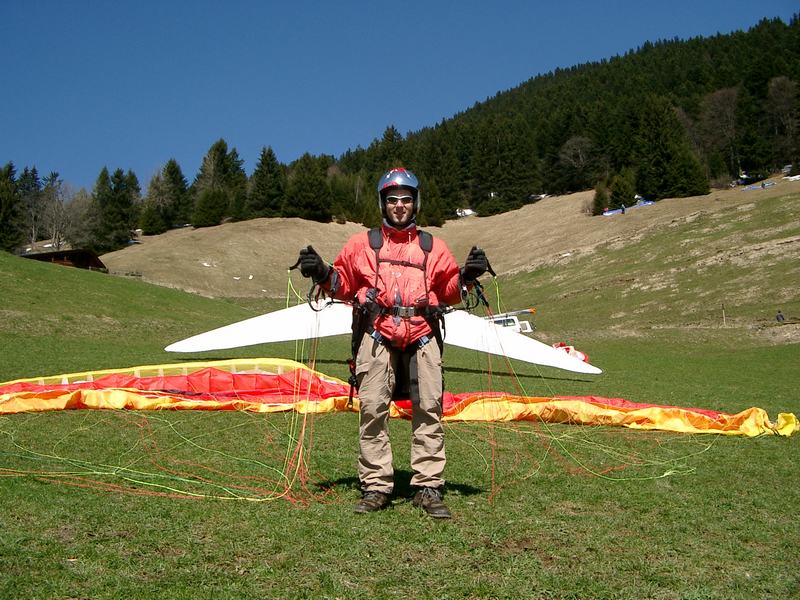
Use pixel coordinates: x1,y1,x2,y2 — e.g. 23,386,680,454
393,289,402,326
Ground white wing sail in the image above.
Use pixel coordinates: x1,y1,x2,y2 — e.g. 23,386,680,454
165,302,601,375
441,310,601,375
164,301,352,352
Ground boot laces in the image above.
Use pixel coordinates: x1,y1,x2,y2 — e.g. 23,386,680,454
418,487,443,502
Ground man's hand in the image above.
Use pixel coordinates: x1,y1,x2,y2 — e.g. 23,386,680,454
297,246,330,283
461,246,489,281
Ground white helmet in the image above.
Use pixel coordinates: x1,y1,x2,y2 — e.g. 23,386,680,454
376,167,421,215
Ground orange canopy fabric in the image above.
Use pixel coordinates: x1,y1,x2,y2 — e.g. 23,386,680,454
1,358,796,437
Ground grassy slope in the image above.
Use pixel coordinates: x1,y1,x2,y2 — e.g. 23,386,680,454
0,253,262,381
1,189,799,599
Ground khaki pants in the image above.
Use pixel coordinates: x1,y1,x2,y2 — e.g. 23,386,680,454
355,333,445,493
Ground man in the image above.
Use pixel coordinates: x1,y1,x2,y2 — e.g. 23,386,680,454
295,167,489,518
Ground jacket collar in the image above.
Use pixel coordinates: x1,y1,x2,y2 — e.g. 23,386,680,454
382,219,418,240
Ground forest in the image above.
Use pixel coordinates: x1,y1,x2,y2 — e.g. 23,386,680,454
1,16,798,253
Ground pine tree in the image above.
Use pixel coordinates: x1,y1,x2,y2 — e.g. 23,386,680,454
225,148,248,221
89,167,113,251
247,146,285,218
634,96,708,199
418,177,444,227
283,153,332,222
193,188,227,227
163,159,191,226
192,139,247,224
90,167,139,252
0,163,25,251
17,166,42,244
328,169,354,224
372,126,405,171
610,169,636,209
592,180,610,215
139,200,167,235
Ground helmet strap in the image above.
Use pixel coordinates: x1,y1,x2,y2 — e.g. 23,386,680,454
382,216,416,230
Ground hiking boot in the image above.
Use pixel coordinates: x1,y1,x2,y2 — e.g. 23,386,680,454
354,491,391,514
412,487,452,519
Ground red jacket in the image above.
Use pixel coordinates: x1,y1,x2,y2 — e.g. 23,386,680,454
327,224,462,349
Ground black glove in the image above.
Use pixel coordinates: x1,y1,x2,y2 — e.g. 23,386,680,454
462,246,488,281
297,246,330,283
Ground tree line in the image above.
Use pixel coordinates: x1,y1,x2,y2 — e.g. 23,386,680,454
2,15,798,253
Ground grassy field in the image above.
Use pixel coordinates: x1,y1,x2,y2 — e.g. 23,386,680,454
1,190,799,599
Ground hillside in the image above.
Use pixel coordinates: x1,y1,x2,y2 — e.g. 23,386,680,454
102,178,800,343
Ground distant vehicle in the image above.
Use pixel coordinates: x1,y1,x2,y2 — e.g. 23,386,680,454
486,308,536,334
737,171,766,186
456,208,476,218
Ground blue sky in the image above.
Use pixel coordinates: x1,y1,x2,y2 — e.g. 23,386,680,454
2,1,796,191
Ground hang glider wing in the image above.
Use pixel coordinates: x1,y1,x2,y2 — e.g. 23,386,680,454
165,302,602,375
164,301,353,352
442,310,602,375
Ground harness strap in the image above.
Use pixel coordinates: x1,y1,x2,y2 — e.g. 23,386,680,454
370,330,432,352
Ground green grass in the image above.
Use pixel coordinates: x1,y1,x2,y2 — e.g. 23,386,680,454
1,210,799,599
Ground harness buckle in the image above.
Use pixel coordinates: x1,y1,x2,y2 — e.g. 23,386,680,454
390,306,417,318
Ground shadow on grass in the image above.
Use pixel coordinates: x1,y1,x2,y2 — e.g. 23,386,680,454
316,470,484,500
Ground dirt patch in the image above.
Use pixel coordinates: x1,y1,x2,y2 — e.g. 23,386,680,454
101,178,800,300
754,322,800,344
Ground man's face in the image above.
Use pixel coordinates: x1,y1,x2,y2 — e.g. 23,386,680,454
383,187,415,227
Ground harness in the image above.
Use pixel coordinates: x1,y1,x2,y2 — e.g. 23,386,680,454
346,227,446,403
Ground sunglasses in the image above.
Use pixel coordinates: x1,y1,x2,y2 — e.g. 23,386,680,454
385,195,414,206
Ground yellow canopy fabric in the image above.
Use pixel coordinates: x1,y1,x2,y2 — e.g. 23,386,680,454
1,359,796,437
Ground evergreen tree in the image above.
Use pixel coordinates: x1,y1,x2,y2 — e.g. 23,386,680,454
90,167,139,252
163,159,191,225
247,146,285,217
17,166,42,244
592,180,610,216
89,167,113,251
469,114,540,215
419,126,463,215
192,139,247,224
125,170,141,228
634,96,708,199
609,169,636,209
328,169,354,224
329,16,800,217
418,178,444,227
225,148,248,221
0,163,25,251
139,200,167,235
283,153,332,222
193,188,228,227
371,126,405,171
